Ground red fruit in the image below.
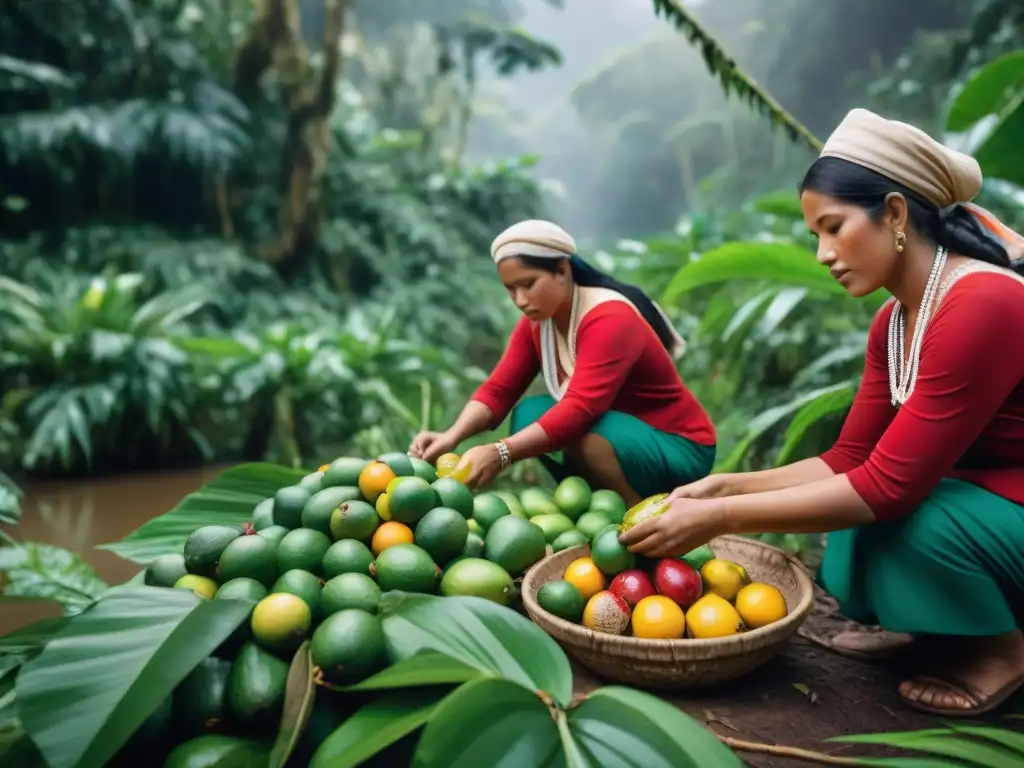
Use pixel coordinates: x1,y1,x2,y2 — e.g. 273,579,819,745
608,569,657,609
654,559,702,608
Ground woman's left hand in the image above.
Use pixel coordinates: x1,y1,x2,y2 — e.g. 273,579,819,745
617,497,726,557
453,444,503,490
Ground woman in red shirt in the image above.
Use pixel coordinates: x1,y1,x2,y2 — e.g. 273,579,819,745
621,108,1024,717
408,219,716,506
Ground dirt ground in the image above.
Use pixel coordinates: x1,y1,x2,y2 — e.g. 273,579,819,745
570,586,1024,767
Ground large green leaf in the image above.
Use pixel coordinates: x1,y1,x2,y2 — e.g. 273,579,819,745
342,651,482,692
946,51,1024,132
0,543,109,614
16,586,254,768
564,687,743,767
773,383,856,465
832,725,1024,767
270,641,315,768
311,687,452,768
380,593,573,708
98,462,307,563
411,678,561,768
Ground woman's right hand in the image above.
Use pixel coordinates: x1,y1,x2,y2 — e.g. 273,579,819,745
667,473,736,501
408,430,455,463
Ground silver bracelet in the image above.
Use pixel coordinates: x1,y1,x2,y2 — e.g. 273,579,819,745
494,440,512,469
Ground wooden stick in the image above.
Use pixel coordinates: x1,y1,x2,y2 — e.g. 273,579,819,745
716,734,863,766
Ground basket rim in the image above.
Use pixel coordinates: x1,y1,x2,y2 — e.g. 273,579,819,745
520,535,815,651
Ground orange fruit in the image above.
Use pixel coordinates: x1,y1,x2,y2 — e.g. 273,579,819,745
734,583,787,629
375,492,392,521
435,453,461,477
317,463,329,473
359,461,397,503
371,521,414,556
631,595,685,639
563,557,606,601
685,594,744,639
582,590,630,635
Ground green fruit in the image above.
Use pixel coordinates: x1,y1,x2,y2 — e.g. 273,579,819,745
553,476,592,520
414,507,469,565
322,538,375,579
322,457,369,488
299,471,325,494
472,493,510,530
519,487,560,518
310,609,387,685
271,569,323,619
372,544,439,593
173,656,231,737
216,534,278,588
164,734,267,768
536,580,586,622
618,493,670,533
377,451,415,477
440,558,515,605
590,527,635,577
551,530,589,553
483,515,546,577
588,489,628,523
251,592,311,653
301,486,363,535
144,553,187,588
467,519,482,535
226,641,290,727
494,490,527,518
429,477,475,518
215,577,269,602
251,498,275,531
410,457,438,482
273,485,312,529
257,525,289,546
184,525,243,577
321,573,382,615
175,574,218,599
681,543,716,571
575,510,613,540
329,499,379,542
462,531,485,558
388,480,438,525
530,513,575,543
277,528,332,575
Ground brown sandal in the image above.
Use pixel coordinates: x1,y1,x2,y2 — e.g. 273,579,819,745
899,673,1024,717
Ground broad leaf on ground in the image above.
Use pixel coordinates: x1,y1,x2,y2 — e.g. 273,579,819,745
16,586,254,768
831,726,1024,767
99,462,307,563
411,678,560,768
564,687,743,767
342,651,482,692
311,687,453,768
380,592,573,708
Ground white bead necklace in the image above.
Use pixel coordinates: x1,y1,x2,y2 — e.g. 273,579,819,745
886,245,947,406
541,284,580,402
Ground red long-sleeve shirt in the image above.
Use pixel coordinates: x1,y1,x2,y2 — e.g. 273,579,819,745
470,302,716,449
820,272,1024,521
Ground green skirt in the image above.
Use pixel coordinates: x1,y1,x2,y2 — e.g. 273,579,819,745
509,394,716,499
818,478,1024,636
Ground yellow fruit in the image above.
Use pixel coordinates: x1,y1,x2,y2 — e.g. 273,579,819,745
375,492,392,521
631,595,685,639
734,583,787,629
448,461,472,483
371,521,414,556
618,493,669,533
582,590,630,635
562,557,607,601
174,574,217,600
359,461,397,503
318,463,330,473
251,593,311,651
685,593,744,639
700,558,751,602
435,453,461,476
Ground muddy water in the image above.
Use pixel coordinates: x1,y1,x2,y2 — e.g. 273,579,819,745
2,465,231,635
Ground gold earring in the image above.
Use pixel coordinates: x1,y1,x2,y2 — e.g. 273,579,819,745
895,231,906,252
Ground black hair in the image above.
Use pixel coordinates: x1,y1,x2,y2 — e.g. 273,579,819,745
515,254,678,351
799,156,1023,274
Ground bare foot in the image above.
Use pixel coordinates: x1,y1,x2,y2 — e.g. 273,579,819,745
898,630,1024,714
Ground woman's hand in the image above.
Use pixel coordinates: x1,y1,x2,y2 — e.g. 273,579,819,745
409,430,455,463
618,497,727,558
454,444,503,491
667,473,734,501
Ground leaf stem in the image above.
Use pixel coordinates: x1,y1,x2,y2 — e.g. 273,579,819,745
716,734,861,766
554,708,589,768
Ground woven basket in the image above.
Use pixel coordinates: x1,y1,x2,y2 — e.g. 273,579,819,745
520,535,814,690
